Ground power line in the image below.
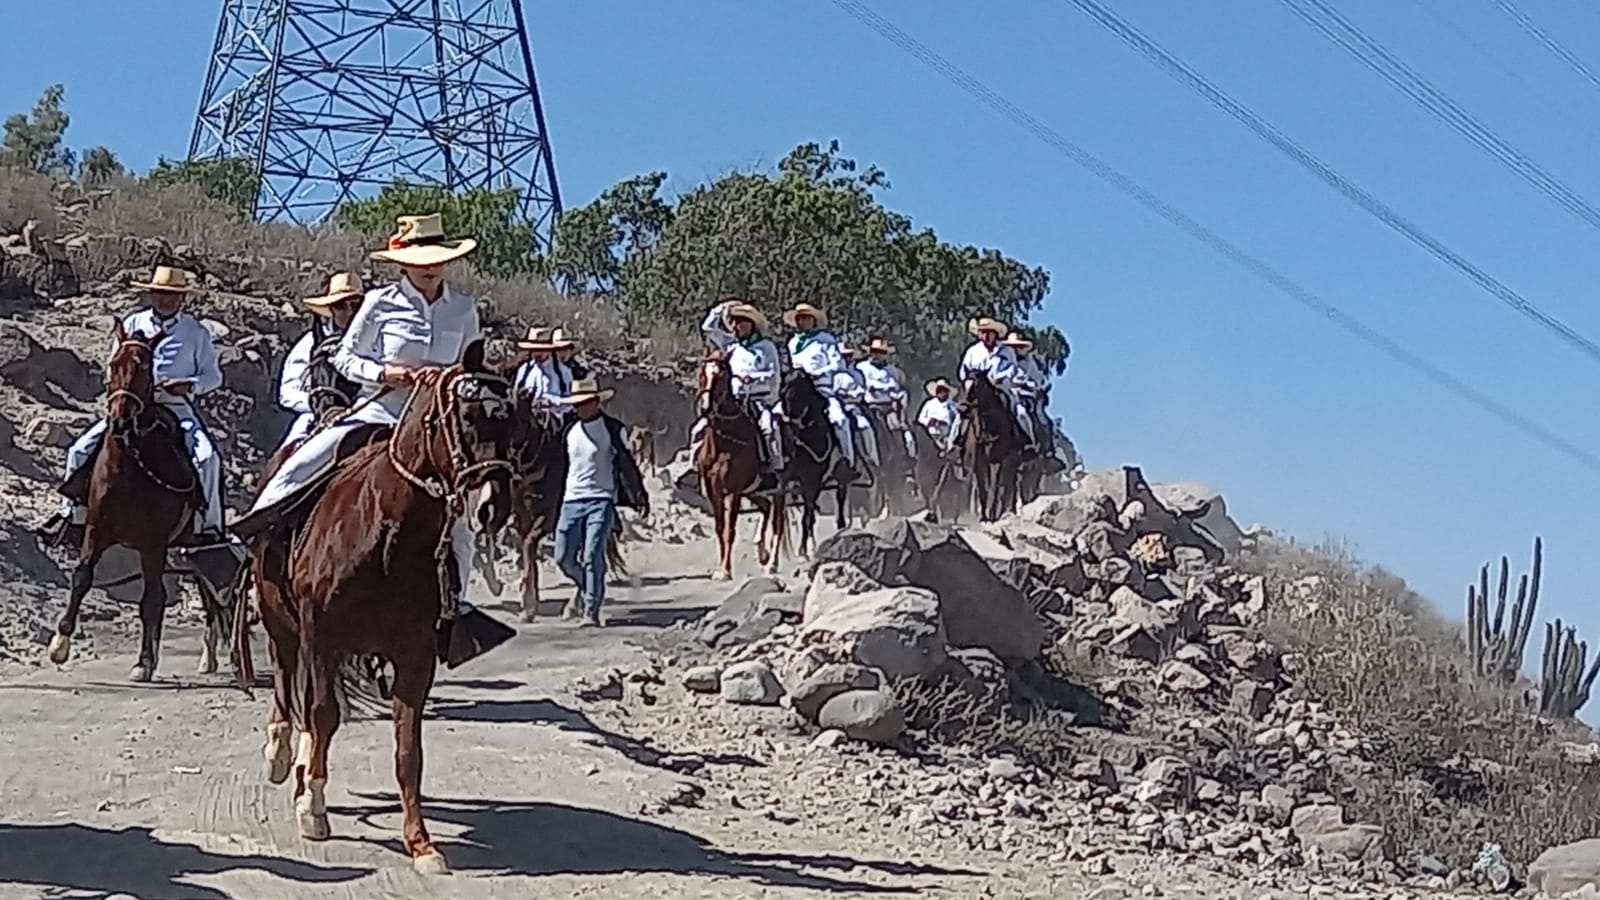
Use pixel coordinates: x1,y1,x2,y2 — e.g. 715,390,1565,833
822,0,1600,474
1489,0,1600,97
1058,0,1600,365
1277,0,1600,236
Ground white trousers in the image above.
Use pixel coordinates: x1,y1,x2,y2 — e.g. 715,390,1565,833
62,404,222,531
1007,388,1036,442
278,411,316,455
821,396,856,466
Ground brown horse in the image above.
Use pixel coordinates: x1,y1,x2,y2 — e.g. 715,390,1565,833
695,351,788,580
913,422,967,524
47,320,223,682
962,375,1024,523
233,341,515,874
779,370,851,557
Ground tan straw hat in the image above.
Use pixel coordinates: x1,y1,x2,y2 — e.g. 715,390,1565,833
561,377,614,404
369,213,478,266
130,265,198,293
303,272,364,314
967,316,1008,337
547,326,576,350
866,337,894,354
517,325,558,351
1002,331,1033,350
840,343,858,359
724,301,769,331
782,302,828,329
926,378,953,397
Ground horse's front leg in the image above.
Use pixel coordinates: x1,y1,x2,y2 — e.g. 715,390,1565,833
48,543,105,665
518,527,541,624
391,647,446,874
259,592,299,786
129,546,168,682
296,639,340,841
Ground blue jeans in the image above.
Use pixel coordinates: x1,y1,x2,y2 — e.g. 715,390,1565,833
554,497,616,614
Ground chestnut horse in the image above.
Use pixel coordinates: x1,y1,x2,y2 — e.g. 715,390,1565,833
695,351,788,580
233,341,515,874
962,374,1024,523
47,320,227,682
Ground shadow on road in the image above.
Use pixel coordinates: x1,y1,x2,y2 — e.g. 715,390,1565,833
338,793,979,891
0,822,369,899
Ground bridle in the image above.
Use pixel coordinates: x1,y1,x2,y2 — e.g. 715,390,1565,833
105,338,196,495
698,357,755,448
782,376,832,465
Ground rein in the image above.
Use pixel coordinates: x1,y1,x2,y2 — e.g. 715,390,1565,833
699,360,755,449
105,339,196,496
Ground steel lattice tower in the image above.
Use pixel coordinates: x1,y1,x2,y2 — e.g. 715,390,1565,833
187,0,562,247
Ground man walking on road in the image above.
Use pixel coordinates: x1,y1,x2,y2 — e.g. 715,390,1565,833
554,378,650,626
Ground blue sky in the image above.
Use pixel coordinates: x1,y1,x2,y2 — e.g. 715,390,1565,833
5,0,1600,645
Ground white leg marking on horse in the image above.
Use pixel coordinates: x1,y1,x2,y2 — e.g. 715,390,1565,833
198,622,219,675
413,851,451,875
296,776,331,840
46,634,71,665
264,722,293,785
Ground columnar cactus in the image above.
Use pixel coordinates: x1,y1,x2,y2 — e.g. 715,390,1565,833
1540,619,1600,719
1464,537,1541,683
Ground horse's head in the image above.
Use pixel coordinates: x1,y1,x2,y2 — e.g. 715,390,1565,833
396,339,516,535
696,349,735,416
105,319,162,438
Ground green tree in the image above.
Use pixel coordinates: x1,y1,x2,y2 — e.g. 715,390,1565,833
1,84,75,174
335,180,539,278
547,171,673,295
146,156,261,219
78,146,124,184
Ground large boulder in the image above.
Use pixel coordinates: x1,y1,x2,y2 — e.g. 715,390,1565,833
1528,838,1600,896
1151,480,1243,559
801,561,948,681
1023,466,1229,564
1289,804,1387,863
817,689,905,746
698,576,798,648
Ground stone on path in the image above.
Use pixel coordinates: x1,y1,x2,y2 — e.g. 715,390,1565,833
719,660,783,705
817,689,905,746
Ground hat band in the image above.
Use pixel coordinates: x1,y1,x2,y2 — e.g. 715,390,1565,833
387,233,454,250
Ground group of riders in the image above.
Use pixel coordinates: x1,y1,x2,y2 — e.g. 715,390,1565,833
694,298,1070,495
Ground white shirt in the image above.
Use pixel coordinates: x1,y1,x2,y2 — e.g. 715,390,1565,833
278,332,315,414
120,308,223,408
787,331,847,390
700,304,782,402
832,367,865,404
958,340,1019,387
1014,354,1046,396
514,355,574,403
563,418,616,502
916,396,961,438
334,279,480,422
856,358,905,405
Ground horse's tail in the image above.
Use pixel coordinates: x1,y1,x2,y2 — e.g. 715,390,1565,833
228,560,256,698
770,493,791,560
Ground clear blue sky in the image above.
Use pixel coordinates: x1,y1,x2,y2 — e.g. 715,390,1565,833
5,1,1599,640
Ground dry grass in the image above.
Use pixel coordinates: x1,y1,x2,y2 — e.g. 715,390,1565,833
0,167,62,234
1244,538,1600,865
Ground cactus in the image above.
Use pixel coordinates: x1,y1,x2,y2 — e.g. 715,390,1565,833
1540,619,1600,719
1464,537,1541,683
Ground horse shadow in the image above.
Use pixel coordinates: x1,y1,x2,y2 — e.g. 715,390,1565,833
335,792,979,891
0,822,369,899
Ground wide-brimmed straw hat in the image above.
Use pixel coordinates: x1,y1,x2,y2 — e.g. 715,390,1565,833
303,272,364,314
1002,331,1033,350
926,378,953,397
130,265,198,294
840,343,858,358
547,327,576,350
782,302,828,329
967,316,1008,337
561,377,614,404
517,326,558,351
866,337,894,355
724,301,769,331
369,213,478,266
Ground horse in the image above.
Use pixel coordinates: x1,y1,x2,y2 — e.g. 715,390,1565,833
47,320,232,682
778,370,850,557
695,351,789,580
859,402,918,520
232,340,515,874
961,374,1025,523
913,423,967,524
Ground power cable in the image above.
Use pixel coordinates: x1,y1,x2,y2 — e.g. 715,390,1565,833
823,0,1600,474
1489,0,1600,98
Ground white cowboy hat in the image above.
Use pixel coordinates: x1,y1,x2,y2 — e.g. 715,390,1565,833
369,213,478,266
130,265,198,294
866,337,894,354
517,325,558,351
782,302,829,329
967,316,1008,337
1002,331,1033,350
840,343,858,358
547,327,576,350
303,272,364,314
723,301,769,331
561,377,614,405
926,378,953,397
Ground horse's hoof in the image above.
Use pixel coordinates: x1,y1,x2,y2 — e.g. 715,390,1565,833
197,650,219,675
412,850,450,875
517,609,538,624
46,633,71,665
297,810,331,841
263,727,293,785
711,570,732,582
128,663,154,683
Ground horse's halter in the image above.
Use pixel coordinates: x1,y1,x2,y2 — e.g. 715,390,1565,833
387,368,515,502
697,356,755,449
105,339,157,443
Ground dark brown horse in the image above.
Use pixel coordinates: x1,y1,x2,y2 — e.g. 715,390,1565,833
913,422,967,524
233,341,515,874
47,320,225,682
858,403,918,520
695,351,788,580
961,375,1024,523
779,371,850,557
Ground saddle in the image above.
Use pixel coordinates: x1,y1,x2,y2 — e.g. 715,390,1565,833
60,409,206,515
231,422,387,542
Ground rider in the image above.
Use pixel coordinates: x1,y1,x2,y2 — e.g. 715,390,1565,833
916,378,963,456
1004,330,1068,471
513,326,564,405
554,327,588,380
782,302,858,484
957,316,1037,456
233,212,483,603
275,272,363,454
835,344,880,471
39,265,225,548
699,298,785,492
855,336,916,459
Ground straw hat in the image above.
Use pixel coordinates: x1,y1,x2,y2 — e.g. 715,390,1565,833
1002,331,1033,350
130,265,198,294
782,302,828,329
866,337,894,355
967,316,1008,337
303,272,364,314
561,377,614,405
517,326,558,351
926,378,953,397
547,327,576,350
723,301,769,331
369,213,478,266
840,344,859,359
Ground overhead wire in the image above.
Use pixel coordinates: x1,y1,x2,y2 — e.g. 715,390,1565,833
1276,0,1600,235
1058,0,1600,365
822,0,1600,474
1488,0,1600,97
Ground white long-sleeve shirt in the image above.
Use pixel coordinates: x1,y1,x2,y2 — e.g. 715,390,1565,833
958,340,1019,387
831,368,865,404
1014,354,1047,396
277,332,315,414
334,279,480,423
917,397,962,445
700,304,782,402
788,331,847,396
856,358,906,405
119,308,223,408
514,356,574,404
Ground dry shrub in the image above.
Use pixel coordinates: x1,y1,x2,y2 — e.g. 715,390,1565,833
0,167,63,234
891,673,1077,772
1245,538,1600,864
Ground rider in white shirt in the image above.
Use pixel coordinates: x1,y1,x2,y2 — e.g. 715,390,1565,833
782,303,858,483
275,272,363,454
43,265,225,546
1005,331,1071,471
957,316,1037,452
513,326,574,409
699,299,785,492
835,345,879,469
915,378,963,454
855,337,917,459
